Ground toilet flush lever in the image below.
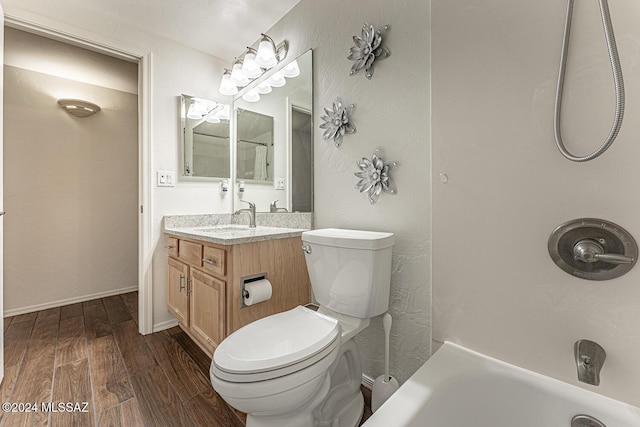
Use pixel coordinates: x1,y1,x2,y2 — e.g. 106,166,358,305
301,245,312,254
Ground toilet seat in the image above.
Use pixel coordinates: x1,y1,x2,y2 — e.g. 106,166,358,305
213,306,340,383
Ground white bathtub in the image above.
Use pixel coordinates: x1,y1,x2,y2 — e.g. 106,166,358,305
363,342,640,427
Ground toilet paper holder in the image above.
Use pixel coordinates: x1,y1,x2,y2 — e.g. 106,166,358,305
241,273,268,308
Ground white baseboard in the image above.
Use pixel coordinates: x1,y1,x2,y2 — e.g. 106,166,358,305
4,285,139,317
361,373,375,390
153,318,179,333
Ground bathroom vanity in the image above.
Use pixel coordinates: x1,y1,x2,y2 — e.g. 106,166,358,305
163,215,312,357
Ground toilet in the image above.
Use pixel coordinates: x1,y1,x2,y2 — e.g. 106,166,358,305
210,228,395,427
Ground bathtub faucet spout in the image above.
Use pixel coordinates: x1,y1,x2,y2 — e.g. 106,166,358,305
574,340,606,386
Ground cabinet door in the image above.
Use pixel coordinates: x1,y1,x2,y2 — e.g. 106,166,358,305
190,269,226,353
167,257,190,326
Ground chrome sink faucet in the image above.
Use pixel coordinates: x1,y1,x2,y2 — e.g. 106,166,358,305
575,339,606,386
270,200,288,213
235,200,256,228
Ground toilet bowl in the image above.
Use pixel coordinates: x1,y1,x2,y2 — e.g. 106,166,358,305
210,228,395,427
211,306,341,416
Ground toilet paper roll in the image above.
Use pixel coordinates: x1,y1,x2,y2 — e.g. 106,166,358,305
243,279,272,306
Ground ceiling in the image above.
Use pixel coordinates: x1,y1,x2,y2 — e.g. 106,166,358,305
3,0,301,60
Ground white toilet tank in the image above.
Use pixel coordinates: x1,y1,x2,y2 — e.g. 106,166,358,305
302,228,395,319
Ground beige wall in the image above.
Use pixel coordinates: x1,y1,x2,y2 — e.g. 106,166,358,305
264,0,431,383
4,29,138,313
433,0,640,406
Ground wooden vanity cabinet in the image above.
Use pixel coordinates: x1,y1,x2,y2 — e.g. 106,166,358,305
167,257,189,325
166,234,310,357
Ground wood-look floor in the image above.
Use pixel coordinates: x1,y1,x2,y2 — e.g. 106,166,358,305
0,293,244,427
0,293,373,427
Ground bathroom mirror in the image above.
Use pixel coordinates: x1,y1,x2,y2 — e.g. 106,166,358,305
233,49,313,212
180,95,231,179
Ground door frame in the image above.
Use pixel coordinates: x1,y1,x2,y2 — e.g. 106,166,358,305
4,15,154,334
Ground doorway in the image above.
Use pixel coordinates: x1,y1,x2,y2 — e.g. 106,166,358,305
3,27,139,319
1,18,153,334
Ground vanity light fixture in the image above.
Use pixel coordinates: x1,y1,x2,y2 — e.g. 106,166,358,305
267,71,286,88
242,88,261,103
185,98,223,121
241,48,263,79
255,34,288,68
230,59,250,87
219,70,239,96
281,60,300,78
187,100,202,120
58,99,101,118
256,81,273,94
218,33,290,96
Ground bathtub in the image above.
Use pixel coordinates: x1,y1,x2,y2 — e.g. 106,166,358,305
363,342,640,427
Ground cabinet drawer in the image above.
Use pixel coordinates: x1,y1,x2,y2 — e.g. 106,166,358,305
167,237,178,257
202,246,226,276
179,240,203,266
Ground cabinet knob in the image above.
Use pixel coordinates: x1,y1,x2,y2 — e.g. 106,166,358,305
202,258,217,266
179,274,186,291
165,245,176,249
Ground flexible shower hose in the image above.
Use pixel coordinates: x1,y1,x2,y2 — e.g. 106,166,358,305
554,0,624,162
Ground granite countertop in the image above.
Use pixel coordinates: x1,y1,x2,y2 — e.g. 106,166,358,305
163,213,313,245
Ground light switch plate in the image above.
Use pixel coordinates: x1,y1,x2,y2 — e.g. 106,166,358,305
157,171,175,187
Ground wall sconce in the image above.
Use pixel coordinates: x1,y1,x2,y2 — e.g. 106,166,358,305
58,99,101,118
218,33,291,97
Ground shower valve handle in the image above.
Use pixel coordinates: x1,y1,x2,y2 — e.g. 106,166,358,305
573,239,634,265
593,253,634,265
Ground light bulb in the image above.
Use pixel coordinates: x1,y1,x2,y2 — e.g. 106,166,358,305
281,60,300,78
256,81,272,94
241,51,262,79
219,74,238,96
187,101,201,119
242,89,260,103
230,62,250,87
267,71,286,88
255,36,277,69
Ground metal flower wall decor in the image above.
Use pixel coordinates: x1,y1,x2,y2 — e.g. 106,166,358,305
355,147,398,204
320,97,356,147
348,23,390,79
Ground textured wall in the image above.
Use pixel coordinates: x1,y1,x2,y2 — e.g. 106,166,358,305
264,0,431,383
433,0,640,406
4,30,138,312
